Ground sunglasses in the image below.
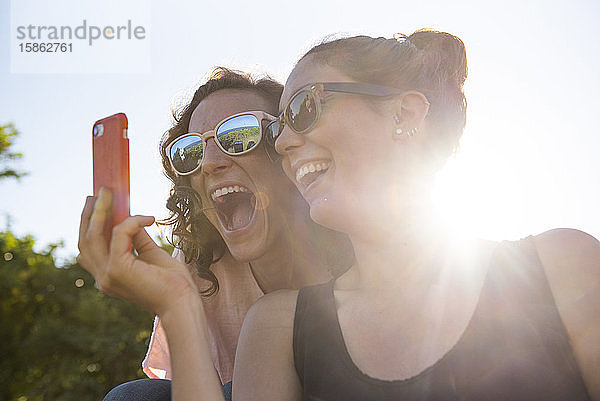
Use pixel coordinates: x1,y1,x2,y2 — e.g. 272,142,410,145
167,111,276,176
265,82,405,145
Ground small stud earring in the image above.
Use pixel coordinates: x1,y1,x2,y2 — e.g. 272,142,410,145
393,115,404,139
393,126,419,140
393,126,406,141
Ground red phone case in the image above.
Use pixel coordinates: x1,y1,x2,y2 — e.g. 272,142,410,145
92,113,130,241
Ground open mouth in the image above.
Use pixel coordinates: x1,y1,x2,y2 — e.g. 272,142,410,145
211,185,256,231
295,161,331,188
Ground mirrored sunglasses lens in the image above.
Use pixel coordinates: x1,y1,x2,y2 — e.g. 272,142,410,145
170,135,203,174
216,114,261,154
287,91,317,132
265,120,282,146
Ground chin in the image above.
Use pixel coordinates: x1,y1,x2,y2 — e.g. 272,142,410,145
309,193,367,236
227,244,266,263
220,217,271,263
309,199,342,232
227,221,270,260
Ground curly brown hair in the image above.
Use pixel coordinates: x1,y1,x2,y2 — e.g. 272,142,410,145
159,67,283,297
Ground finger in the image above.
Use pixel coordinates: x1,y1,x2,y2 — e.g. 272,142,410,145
110,215,155,258
76,253,86,267
78,196,96,250
88,187,113,239
133,225,161,254
133,228,176,266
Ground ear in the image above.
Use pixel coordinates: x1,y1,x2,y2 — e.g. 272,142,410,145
392,91,430,130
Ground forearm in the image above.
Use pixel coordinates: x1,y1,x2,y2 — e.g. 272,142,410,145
160,293,225,401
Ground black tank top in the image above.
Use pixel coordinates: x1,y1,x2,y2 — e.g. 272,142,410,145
293,238,590,401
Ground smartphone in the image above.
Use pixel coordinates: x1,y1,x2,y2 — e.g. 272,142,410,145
92,113,130,242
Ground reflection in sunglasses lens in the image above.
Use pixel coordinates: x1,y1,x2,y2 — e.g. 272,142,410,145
171,135,203,174
288,91,316,132
216,114,261,154
265,121,281,146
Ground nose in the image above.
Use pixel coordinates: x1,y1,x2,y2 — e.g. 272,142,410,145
201,138,232,175
274,125,305,156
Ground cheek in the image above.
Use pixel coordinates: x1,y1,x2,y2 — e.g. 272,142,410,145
189,175,215,217
185,175,221,230
280,158,295,185
189,175,206,199
329,135,400,210
260,167,298,210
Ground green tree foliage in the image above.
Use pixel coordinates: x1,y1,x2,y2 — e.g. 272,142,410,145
0,231,154,401
0,123,27,180
155,233,175,256
0,122,169,400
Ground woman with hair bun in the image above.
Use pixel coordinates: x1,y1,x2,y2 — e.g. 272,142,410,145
81,31,599,400
246,29,599,400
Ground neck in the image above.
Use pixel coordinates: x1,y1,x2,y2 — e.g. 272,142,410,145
338,202,450,293
348,232,442,292
249,209,339,293
339,209,493,303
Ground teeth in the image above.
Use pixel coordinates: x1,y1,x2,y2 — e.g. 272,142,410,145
295,162,330,184
211,185,249,201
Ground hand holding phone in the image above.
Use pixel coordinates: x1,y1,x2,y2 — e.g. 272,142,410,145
92,113,130,242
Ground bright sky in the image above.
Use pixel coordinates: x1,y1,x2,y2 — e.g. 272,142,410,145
1,0,599,263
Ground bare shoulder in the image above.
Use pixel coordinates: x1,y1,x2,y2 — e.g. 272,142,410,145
532,228,600,290
244,289,300,329
234,289,302,401
532,228,599,315
532,228,600,398
533,228,599,261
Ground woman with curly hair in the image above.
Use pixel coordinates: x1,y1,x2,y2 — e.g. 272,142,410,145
78,67,352,401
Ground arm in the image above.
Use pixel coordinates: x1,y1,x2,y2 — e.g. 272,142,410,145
233,290,302,401
142,317,171,379
160,293,225,401
533,228,600,400
78,190,225,401
143,249,196,380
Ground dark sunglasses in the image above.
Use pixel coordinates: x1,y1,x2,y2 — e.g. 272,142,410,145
167,111,275,176
264,82,405,145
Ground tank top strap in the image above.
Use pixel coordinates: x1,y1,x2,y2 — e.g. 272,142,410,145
293,280,336,382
